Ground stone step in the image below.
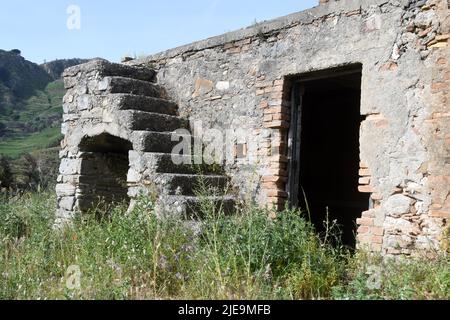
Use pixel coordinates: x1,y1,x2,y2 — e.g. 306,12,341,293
120,110,189,132
130,152,223,175
160,195,235,219
110,94,178,116
100,77,168,98
64,59,156,82
152,173,229,196
133,131,200,153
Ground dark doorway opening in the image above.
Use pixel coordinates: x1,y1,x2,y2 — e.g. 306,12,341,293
78,133,132,214
288,65,369,248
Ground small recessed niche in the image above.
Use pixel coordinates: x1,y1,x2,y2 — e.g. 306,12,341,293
235,143,248,159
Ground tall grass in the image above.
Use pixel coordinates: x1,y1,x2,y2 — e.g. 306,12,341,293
332,251,449,300
0,190,448,300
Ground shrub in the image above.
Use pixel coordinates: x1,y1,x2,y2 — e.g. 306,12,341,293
0,156,13,188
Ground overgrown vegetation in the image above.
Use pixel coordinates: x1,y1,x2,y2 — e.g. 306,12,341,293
0,191,448,300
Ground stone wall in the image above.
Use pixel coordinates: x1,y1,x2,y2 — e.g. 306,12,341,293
127,0,450,256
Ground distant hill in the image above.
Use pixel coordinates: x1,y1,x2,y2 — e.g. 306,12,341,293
0,49,52,111
41,58,89,80
0,49,90,158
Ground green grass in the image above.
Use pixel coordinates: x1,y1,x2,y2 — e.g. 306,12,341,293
0,126,62,158
0,191,448,300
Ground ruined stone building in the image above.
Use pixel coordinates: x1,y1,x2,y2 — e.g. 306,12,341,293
56,0,449,256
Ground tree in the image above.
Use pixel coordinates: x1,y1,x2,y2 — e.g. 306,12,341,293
0,122,6,136
33,150,60,189
10,49,21,55
0,156,13,188
15,153,40,190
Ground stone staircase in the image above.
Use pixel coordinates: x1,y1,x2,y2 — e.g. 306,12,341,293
61,60,235,220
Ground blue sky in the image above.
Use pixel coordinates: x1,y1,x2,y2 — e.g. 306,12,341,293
0,0,316,64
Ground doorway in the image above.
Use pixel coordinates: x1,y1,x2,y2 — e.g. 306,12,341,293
78,133,132,214
288,65,369,248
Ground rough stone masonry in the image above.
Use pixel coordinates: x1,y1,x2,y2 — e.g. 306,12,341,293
57,0,449,257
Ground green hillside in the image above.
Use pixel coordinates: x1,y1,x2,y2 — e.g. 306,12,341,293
0,50,88,159
0,50,89,190
0,80,64,158
0,126,61,158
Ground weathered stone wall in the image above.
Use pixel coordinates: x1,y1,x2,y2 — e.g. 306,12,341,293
128,0,449,255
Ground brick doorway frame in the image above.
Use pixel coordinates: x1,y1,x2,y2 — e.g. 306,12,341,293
281,65,369,247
